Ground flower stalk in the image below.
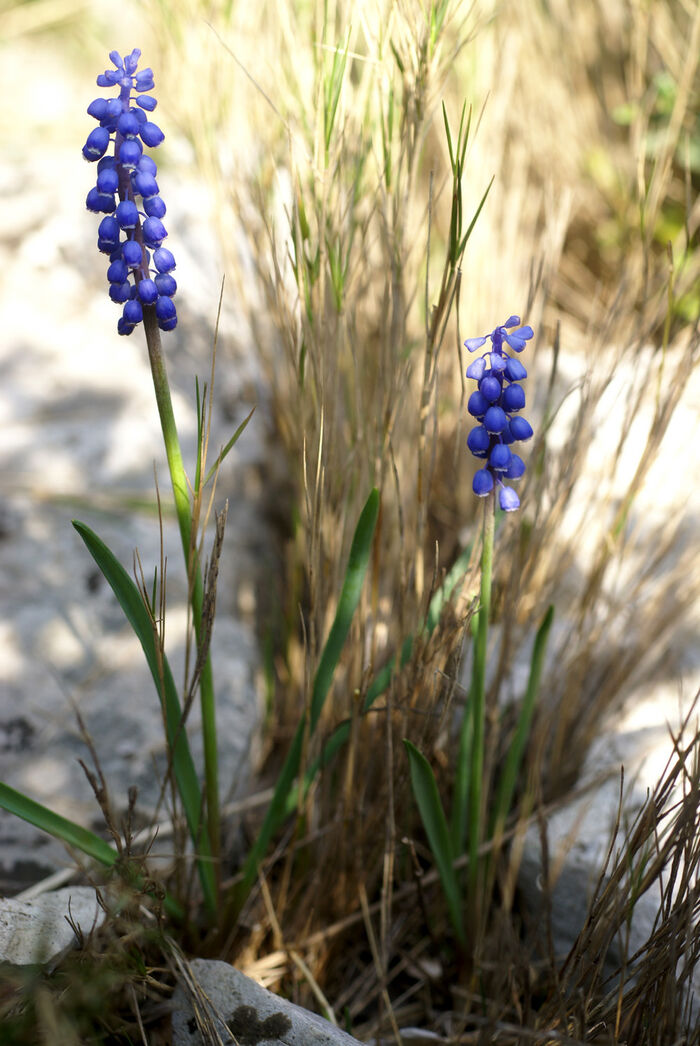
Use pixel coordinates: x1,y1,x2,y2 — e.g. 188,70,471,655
460,314,534,924
467,489,494,916
142,309,220,891
84,50,221,906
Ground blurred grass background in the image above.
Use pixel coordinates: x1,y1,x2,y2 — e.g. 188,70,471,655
1,0,700,1040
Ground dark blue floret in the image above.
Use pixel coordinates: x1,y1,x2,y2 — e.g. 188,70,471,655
505,357,527,381
123,299,143,324
97,70,122,88
480,375,501,402
138,156,158,176
156,296,177,323
86,187,116,213
137,279,159,305
509,416,533,441
502,383,525,411
473,469,494,496
96,167,119,194
153,247,175,273
501,423,515,446
116,200,139,228
143,195,166,218
142,217,167,247
119,139,142,167
135,69,155,91
467,425,490,457
484,405,507,434
489,443,512,471
155,273,177,297
107,258,128,283
468,390,488,418
140,121,164,148
101,98,122,124
87,98,109,120
109,281,131,303
98,216,120,249
83,127,110,160
133,171,159,198
465,316,534,512
83,48,178,334
122,240,144,267
117,111,140,137
506,454,526,479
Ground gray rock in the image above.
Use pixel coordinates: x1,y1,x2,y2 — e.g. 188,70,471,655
519,676,700,994
0,437,264,895
0,886,104,967
172,958,362,1045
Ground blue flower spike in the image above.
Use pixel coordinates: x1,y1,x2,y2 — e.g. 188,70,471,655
83,49,177,335
465,316,534,512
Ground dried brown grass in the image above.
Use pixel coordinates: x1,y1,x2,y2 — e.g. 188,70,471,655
147,0,700,1040
4,0,700,1040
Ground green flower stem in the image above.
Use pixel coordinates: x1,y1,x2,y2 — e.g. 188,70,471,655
143,306,220,895
468,490,495,911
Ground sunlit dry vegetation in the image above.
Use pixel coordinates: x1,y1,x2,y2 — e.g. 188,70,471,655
1,0,699,1040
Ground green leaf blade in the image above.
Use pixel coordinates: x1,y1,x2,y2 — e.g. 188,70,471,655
72,520,216,913
230,487,380,915
310,487,379,730
0,782,184,920
404,740,465,947
0,782,117,868
203,405,256,488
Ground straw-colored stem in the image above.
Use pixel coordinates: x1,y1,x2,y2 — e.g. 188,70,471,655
143,306,220,897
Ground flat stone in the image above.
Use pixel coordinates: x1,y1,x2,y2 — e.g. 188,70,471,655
171,958,363,1045
0,886,104,967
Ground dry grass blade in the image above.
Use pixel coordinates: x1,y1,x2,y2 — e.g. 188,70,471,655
167,942,229,1046
7,0,700,1040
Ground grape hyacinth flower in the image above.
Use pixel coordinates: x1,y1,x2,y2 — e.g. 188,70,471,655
82,49,177,335
465,316,534,512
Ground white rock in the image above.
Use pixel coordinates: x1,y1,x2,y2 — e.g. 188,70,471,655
0,886,104,967
171,958,362,1046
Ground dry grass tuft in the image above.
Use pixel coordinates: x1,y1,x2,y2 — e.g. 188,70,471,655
5,0,700,1040
0,883,175,1043
145,0,700,1039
